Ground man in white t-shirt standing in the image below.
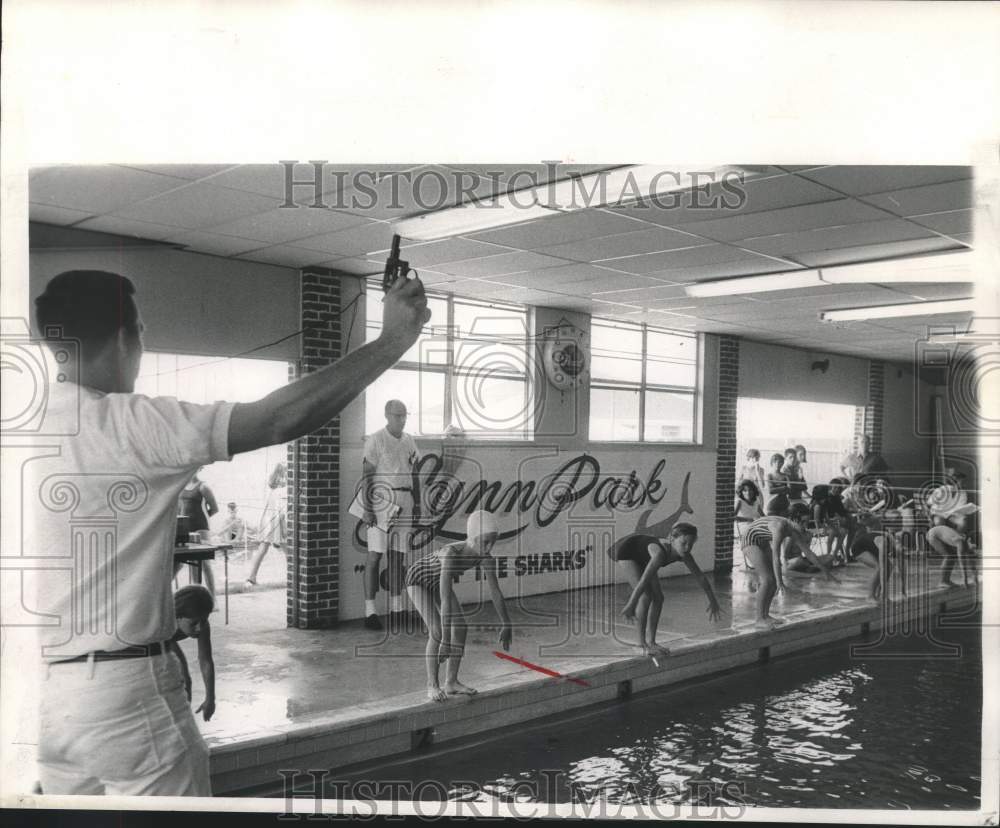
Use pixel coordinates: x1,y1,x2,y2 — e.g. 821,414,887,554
23,269,428,797
360,400,420,630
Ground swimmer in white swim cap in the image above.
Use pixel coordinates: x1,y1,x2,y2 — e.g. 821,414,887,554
403,510,513,702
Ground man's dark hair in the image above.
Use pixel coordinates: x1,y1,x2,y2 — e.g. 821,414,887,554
34,270,140,355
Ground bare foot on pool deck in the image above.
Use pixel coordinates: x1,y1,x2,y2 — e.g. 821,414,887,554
764,616,786,629
752,619,772,631
444,681,478,696
647,643,671,657
428,686,447,703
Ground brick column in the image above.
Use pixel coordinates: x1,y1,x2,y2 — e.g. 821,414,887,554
287,270,342,629
864,360,885,454
713,335,740,574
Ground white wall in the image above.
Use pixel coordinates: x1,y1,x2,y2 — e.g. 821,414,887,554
739,339,868,405
30,242,300,361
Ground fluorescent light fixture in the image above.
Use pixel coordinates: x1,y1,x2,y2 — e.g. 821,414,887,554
819,250,975,284
393,197,559,241
819,298,975,322
393,165,767,241
684,270,820,297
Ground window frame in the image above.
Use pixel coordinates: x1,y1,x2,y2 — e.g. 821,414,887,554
364,280,534,441
589,317,701,445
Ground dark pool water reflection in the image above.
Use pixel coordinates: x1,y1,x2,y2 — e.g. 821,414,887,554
342,618,982,810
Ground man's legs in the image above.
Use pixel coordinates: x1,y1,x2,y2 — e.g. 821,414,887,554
38,654,212,797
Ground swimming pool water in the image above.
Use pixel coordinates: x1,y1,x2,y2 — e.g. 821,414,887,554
339,616,983,810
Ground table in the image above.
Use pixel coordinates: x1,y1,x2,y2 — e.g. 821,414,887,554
173,544,233,623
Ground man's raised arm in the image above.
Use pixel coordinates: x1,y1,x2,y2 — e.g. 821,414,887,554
228,278,429,456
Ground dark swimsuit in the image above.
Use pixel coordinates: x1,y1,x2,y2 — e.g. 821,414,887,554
608,534,673,569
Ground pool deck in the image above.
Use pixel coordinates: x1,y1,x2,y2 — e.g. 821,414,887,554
187,560,979,796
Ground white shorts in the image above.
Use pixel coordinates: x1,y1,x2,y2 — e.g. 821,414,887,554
368,490,416,555
38,650,211,796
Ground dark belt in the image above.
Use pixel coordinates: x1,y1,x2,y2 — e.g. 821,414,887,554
50,642,166,665
391,487,413,492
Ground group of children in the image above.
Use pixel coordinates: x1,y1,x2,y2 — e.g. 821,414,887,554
733,448,979,628
165,463,980,713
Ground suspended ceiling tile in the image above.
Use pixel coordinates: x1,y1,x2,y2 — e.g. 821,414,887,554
28,203,93,225
388,237,513,266
609,173,842,227
644,257,795,283
291,221,396,257
753,285,905,307
30,165,187,213
604,244,757,275
537,226,705,262
208,163,415,201
204,206,368,244
552,274,675,295
795,165,971,197
951,233,975,247
161,230,264,257
678,199,890,243
115,183,280,229
861,179,974,217
434,250,569,278
739,219,935,258
469,209,643,250
335,165,510,221
118,164,237,181
907,209,974,236
75,215,186,241
878,283,975,301
645,293,744,309
496,262,637,288
235,245,335,268
795,236,963,267
314,257,384,277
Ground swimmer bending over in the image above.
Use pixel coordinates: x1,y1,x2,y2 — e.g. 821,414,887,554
742,505,836,629
405,511,512,702
612,522,722,657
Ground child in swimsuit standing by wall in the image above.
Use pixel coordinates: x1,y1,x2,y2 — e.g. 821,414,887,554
405,511,513,702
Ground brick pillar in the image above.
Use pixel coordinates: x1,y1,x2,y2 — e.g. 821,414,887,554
713,335,740,574
287,270,342,629
865,360,885,455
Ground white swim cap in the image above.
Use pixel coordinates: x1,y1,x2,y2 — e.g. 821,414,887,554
466,510,498,541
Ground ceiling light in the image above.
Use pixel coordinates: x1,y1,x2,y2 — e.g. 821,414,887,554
819,298,975,322
393,165,767,241
393,197,559,241
819,250,975,284
684,270,820,297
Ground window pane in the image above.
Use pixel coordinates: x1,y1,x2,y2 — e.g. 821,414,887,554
366,288,448,365
591,321,642,383
644,390,695,442
365,368,445,437
646,329,697,388
453,302,527,340
453,373,530,436
135,352,290,545
589,386,640,441
454,338,528,378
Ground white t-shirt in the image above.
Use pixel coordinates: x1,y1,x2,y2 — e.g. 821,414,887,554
363,427,420,488
25,382,234,662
